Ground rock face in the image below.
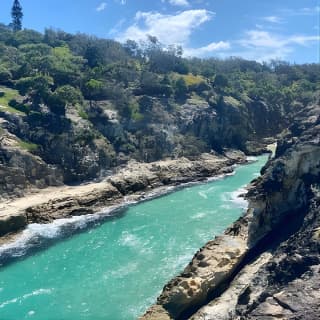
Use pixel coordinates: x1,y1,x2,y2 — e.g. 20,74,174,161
0,89,285,200
176,98,282,153
0,151,246,237
25,182,121,224
1,110,116,184
140,104,320,319
0,213,27,237
192,187,320,320
149,235,248,319
0,129,63,200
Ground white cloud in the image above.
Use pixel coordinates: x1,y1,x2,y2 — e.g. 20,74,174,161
289,35,320,45
96,2,107,12
109,19,126,35
117,9,214,45
236,29,320,61
239,30,283,49
262,16,283,23
162,0,190,7
281,6,320,16
299,6,320,15
184,41,231,57
240,30,320,48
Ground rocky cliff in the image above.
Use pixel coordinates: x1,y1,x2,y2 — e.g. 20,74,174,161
0,123,63,200
0,94,279,200
0,151,246,237
141,103,320,319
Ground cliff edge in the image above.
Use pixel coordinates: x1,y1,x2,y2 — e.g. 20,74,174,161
141,104,320,319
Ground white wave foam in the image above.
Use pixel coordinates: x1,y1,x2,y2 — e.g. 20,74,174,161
23,288,52,300
207,171,235,182
0,288,52,309
0,184,177,262
221,186,248,210
0,297,18,309
229,187,248,209
247,156,258,162
0,205,122,261
118,231,142,248
191,212,207,220
198,191,208,199
107,262,139,279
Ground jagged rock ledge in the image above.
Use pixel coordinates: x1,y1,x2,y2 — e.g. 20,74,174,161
0,150,246,240
141,105,320,320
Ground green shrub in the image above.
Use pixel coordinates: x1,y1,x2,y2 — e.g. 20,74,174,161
18,140,38,152
77,107,89,120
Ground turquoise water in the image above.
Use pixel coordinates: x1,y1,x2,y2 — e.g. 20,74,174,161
0,155,268,320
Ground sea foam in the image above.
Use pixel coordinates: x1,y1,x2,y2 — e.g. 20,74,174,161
0,205,124,263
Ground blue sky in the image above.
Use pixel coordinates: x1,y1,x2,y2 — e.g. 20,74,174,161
0,0,319,63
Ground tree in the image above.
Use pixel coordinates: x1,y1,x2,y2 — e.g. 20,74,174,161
214,74,229,90
11,0,23,32
49,85,83,115
84,79,106,101
16,74,54,106
175,77,188,100
0,65,12,84
139,95,153,113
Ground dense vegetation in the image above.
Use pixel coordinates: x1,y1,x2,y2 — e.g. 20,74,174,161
0,23,319,183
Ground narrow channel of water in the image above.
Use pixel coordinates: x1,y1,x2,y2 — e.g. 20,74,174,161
0,155,268,320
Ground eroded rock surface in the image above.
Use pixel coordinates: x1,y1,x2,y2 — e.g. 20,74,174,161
141,104,320,320
156,235,247,319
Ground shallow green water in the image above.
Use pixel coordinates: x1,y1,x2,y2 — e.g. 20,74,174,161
0,155,268,320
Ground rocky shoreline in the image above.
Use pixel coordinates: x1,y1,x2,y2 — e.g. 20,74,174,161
141,104,320,320
0,150,247,243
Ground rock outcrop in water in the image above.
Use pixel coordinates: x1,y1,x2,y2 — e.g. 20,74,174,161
141,104,320,319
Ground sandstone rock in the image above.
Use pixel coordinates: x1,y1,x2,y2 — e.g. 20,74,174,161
141,235,248,319
0,147,63,201
0,153,245,237
25,183,121,223
139,305,172,320
140,104,320,320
